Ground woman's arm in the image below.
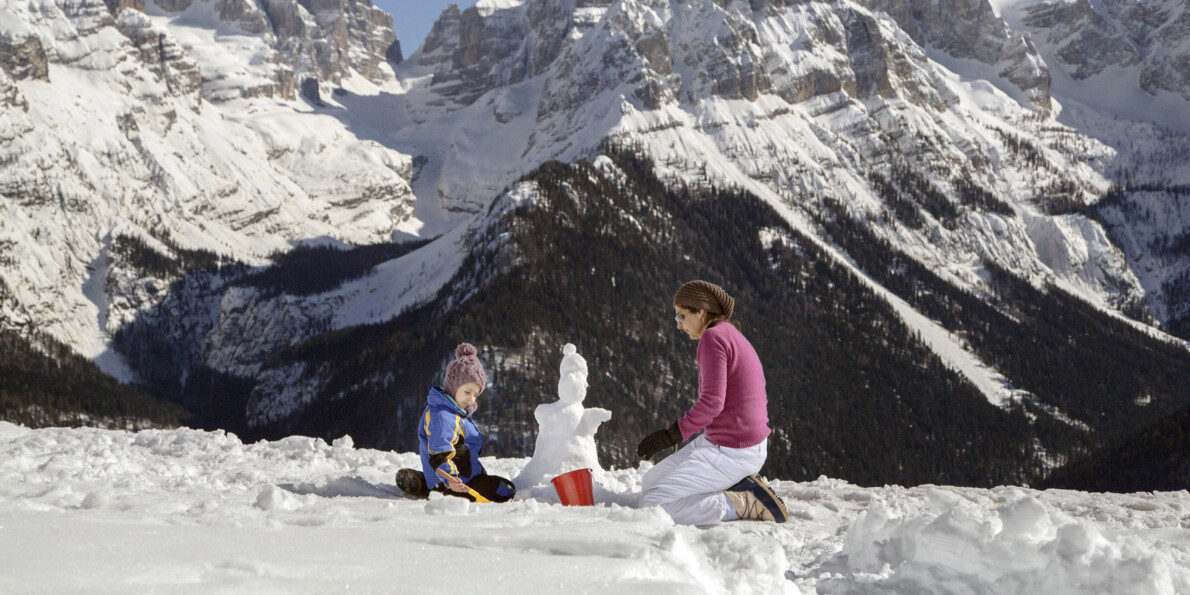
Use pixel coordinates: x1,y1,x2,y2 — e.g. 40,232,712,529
677,333,729,439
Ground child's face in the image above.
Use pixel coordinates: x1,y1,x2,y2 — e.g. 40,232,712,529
454,382,483,410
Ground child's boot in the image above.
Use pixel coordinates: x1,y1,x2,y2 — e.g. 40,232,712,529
396,468,429,499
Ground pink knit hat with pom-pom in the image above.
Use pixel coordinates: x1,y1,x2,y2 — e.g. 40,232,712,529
444,343,487,398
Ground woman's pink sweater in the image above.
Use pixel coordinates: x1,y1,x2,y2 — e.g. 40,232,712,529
677,322,771,448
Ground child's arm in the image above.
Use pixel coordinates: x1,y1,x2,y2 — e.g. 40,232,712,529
425,410,465,480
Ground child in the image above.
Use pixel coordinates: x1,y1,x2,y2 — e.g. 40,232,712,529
395,343,516,503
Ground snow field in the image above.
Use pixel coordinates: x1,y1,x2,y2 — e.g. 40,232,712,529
2,421,1190,594
0,423,786,593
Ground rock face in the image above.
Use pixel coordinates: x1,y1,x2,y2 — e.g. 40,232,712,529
0,35,50,82
0,71,27,111
861,0,1051,109
300,76,323,104
404,0,1045,125
135,0,398,101
406,4,532,113
115,11,203,102
265,0,399,86
1020,0,1190,101
104,0,147,14
1022,0,1139,80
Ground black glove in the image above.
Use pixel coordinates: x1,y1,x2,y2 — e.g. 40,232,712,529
637,421,683,459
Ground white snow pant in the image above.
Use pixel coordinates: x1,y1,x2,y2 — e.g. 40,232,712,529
640,434,767,526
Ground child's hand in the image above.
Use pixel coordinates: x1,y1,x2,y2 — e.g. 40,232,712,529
445,474,469,493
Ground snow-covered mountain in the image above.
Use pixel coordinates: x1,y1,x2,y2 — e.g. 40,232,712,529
0,0,414,380
995,0,1190,332
4,0,1190,482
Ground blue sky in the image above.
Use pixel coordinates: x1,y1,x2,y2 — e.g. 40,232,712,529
372,0,481,57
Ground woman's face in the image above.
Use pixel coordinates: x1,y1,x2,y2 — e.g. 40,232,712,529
674,305,706,340
454,382,482,410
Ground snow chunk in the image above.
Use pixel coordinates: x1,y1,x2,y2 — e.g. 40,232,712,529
80,491,111,510
255,485,302,512
0,421,30,440
424,491,470,516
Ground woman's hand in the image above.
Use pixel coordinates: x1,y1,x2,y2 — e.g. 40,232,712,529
637,421,683,459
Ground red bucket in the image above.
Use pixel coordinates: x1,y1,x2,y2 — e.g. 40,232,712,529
550,468,594,506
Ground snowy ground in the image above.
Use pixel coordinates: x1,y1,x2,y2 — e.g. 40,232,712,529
2,421,1189,594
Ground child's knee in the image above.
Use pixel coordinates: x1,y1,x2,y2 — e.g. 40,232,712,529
471,474,516,503
490,478,515,503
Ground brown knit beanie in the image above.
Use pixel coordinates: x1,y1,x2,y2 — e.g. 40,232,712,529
673,280,735,320
444,343,487,397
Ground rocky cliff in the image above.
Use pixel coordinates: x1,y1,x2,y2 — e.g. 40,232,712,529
1019,0,1190,101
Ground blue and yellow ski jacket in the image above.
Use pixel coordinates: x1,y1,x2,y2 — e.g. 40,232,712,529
418,386,485,490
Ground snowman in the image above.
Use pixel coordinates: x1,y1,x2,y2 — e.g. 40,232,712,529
513,343,612,490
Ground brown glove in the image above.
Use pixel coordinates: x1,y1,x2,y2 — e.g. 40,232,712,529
637,421,683,459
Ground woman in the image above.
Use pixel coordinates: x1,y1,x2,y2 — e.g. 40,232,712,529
636,280,788,524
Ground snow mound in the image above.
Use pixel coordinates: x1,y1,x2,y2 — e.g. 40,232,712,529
822,487,1190,594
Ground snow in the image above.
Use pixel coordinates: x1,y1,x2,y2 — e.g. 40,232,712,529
3,418,1190,594
925,48,1038,112
831,487,1190,594
985,0,1055,19
1050,64,1190,136
329,218,471,328
874,274,1021,409
143,0,276,102
475,0,523,17
79,234,140,383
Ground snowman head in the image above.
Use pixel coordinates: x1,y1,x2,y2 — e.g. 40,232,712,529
557,343,588,404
